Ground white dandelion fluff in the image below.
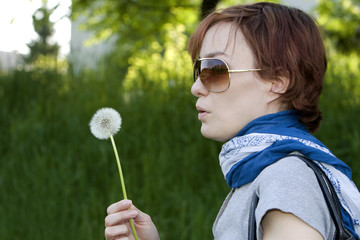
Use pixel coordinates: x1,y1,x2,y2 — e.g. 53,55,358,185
89,107,122,139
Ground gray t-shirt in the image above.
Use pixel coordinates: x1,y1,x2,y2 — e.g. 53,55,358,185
213,155,336,239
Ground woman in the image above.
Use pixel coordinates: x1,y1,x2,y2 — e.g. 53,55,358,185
104,2,360,239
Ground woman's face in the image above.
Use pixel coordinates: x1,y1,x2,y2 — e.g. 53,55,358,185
191,23,281,142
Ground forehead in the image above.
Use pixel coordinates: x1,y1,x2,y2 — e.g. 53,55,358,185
199,23,253,65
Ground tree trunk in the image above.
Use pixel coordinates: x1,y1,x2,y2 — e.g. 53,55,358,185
201,0,221,19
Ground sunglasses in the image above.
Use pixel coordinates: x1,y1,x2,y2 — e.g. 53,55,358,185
193,58,262,93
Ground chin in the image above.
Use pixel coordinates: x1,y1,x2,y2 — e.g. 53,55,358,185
200,127,229,142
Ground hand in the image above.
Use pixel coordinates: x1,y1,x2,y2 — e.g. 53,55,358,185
105,199,160,240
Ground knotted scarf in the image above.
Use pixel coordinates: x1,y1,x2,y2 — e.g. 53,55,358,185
219,110,360,238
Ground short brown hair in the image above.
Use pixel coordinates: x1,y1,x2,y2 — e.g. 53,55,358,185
188,2,327,133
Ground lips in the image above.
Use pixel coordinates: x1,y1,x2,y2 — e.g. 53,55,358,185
196,105,209,120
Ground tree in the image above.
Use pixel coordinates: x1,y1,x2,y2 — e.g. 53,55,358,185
26,1,60,63
71,0,202,62
317,0,360,54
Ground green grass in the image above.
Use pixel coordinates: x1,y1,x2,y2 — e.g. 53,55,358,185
0,54,359,239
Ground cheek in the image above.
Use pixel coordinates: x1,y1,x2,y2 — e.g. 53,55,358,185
202,103,244,141
199,80,270,141
220,104,249,136
213,92,265,138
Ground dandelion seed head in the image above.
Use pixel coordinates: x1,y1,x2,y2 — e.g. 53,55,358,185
89,107,122,140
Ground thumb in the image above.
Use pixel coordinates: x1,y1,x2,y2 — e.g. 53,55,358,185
129,204,153,225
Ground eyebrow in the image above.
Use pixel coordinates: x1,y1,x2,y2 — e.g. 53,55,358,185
201,51,228,58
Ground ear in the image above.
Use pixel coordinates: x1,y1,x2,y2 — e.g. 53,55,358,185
270,76,289,94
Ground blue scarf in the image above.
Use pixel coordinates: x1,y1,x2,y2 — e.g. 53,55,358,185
220,110,359,238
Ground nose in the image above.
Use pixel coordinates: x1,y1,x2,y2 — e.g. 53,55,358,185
191,77,209,97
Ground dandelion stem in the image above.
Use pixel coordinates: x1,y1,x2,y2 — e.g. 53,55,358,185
110,135,128,199
110,135,139,240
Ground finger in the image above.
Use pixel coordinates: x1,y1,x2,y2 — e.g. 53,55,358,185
107,199,132,214
105,210,138,227
104,225,129,239
132,208,152,224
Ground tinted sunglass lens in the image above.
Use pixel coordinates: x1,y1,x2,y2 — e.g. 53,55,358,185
196,59,230,92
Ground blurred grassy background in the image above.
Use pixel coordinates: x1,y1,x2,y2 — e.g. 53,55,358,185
1,0,360,239
0,64,227,239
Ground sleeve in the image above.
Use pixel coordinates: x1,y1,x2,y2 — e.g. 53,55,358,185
254,155,336,239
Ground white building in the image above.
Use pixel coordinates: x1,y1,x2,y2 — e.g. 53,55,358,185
0,51,24,72
69,15,116,73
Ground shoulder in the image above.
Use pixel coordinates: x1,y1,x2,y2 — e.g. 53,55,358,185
253,155,336,239
256,155,322,201
258,154,314,183
255,155,325,216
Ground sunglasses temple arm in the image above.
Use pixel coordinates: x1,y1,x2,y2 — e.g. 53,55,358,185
228,69,261,73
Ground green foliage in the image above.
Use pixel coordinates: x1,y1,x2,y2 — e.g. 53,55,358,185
71,0,200,61
316,52,360,184
123,23,191,91
314,0,360,184
317,0,360,53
